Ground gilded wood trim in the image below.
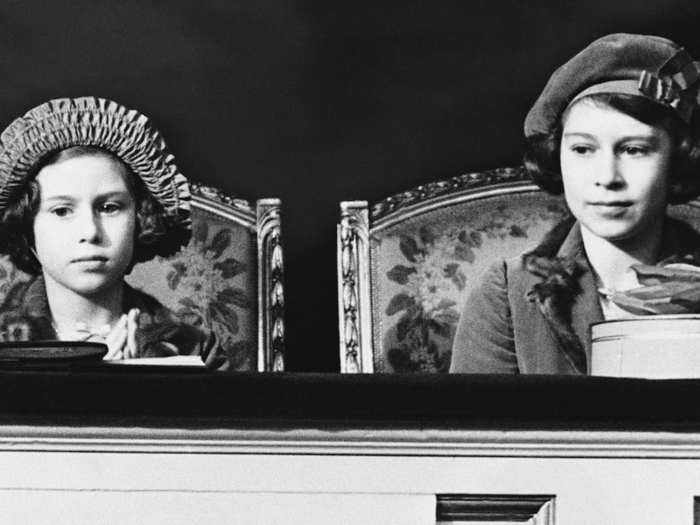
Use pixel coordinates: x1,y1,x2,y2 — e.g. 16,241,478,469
337,201,372,373
257,198,285,372
370,166,530,221
190,181,256,228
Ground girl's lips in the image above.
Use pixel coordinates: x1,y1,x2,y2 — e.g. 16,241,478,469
588,200,633,207
588,201,633,217
71,256,109,269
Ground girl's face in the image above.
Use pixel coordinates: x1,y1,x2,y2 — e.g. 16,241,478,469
560,99,673,245
32,153,136,297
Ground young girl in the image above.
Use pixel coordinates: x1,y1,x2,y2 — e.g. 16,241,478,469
0,97,228,369
450,33,700,374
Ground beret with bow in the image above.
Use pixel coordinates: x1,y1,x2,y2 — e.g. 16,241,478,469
525,33,700,138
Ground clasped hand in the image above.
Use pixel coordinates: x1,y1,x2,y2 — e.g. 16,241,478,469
103,308,140,360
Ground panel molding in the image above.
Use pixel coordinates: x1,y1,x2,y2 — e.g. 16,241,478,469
4,426,700,458
437,494,555,524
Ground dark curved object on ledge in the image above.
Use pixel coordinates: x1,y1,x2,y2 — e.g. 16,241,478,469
0,341,107,364
0,365,699,431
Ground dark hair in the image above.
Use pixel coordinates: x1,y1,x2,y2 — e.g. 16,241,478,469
0,146,190,275
524,93,700,204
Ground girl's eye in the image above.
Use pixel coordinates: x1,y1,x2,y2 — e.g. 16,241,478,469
99,202,122,214
50,206,72,217
570,144,594,155
621,145,650,156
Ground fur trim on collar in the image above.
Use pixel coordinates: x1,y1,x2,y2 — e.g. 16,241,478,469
522,216,588,373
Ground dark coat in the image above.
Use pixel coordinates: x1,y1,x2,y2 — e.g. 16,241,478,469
449,217,700,374
0,276,230,370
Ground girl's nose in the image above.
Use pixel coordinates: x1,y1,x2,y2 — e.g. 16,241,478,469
77,210,102,243
594,152,624,189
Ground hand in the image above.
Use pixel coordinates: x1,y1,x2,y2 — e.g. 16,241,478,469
103,309,140,360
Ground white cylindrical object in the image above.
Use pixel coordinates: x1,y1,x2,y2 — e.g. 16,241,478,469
591,315,700,378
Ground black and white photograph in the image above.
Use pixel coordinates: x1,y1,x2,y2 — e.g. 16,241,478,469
0,1,700,523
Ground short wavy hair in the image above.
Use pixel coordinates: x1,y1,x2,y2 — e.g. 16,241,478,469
524,93,700,204
0,146,190,276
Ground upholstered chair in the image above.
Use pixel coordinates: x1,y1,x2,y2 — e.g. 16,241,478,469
337,167,568,373
0,183,285,372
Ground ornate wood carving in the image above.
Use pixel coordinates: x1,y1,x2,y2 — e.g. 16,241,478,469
370,165,530,221
337,201,372,373
190,181,255,217
257,199,285,372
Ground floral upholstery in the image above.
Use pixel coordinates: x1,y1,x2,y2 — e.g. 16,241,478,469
371,190,568,373
127,205,258,370
0,185,285,371
338,167,568,373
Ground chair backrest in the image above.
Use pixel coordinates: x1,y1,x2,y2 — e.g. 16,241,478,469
0,182,285,372
338,166,700,373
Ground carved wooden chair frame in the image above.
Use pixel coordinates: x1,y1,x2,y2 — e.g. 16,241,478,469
191,183,285,372
337,166,538,373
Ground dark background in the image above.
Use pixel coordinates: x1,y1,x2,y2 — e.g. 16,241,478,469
2,1,699,372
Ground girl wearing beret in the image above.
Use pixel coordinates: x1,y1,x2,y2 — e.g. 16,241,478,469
450,34,700,374
0,97,229,369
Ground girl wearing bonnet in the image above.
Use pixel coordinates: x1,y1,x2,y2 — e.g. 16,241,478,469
0,96,229,369
450,34,700,374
